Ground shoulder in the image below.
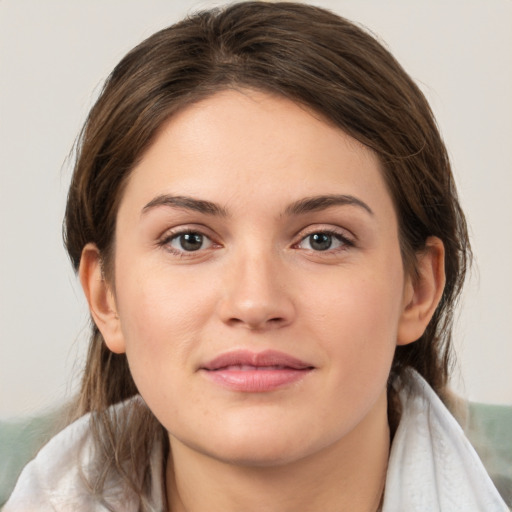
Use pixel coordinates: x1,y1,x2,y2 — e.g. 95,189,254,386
382,370,509,512
3,400,140,512
3,412,97,511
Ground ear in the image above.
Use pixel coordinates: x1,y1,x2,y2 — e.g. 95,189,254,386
397,237,446,346
79,243,126,354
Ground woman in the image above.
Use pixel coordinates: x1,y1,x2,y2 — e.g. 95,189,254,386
4,2,508,511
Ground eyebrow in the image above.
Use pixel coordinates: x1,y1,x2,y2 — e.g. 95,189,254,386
141,193,373,218
284,194,374,216
142,194,229,217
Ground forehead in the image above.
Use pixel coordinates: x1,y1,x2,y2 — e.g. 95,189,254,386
119,89,394,220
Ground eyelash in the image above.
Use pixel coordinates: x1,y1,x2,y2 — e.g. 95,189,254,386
157,227,355,258
158,229,217,258
294,229,355,253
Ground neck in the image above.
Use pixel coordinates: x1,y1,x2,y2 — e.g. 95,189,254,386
166,392,389,512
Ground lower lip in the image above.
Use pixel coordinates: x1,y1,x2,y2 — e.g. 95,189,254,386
201,368,312,392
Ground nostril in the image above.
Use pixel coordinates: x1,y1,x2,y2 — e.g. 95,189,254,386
217,279,295,330
225,315,286,330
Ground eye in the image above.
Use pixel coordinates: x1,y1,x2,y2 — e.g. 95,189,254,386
297,231,352,252
167,231,213,253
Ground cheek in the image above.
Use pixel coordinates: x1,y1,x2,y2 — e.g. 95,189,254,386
113,274,201,419
112,262,216,390
302,258,405,364
308,270,403,326
116,257,210,340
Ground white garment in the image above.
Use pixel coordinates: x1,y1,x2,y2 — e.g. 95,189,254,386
4,371,509,511
382,372,508,511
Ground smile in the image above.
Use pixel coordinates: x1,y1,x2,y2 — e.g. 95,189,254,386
200,350,315,392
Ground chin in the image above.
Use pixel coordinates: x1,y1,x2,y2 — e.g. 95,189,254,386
206,441,311,468
185,422,328,469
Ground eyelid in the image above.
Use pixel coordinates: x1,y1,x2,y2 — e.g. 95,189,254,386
155,223,355,257
157,223,216,242
157,225,221,256
293,224,356,245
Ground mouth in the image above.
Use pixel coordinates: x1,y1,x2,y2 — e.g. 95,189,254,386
199,349,314,392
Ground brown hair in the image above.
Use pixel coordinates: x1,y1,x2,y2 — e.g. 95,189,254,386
64,2,470,508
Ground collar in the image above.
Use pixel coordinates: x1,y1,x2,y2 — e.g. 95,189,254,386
382,370,508,511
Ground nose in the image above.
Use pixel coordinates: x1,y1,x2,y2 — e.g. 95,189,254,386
216,250,295,331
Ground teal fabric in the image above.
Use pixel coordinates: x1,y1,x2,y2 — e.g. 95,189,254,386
0,409,64,508
1,403,510,508
466,403,512,508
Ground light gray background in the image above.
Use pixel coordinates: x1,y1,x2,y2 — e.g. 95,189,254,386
1,0,511,419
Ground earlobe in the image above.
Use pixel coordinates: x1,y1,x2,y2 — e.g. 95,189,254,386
79,243,126,354
397,237,446,346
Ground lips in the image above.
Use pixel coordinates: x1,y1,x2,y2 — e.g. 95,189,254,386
200,350,314,392
202,349,313,371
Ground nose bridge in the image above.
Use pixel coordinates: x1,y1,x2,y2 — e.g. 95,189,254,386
218,241,293,329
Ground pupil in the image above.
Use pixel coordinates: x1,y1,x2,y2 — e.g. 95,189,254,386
310,233,332,251
180,233,203,251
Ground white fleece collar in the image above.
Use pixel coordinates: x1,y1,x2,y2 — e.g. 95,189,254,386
382,370,508,511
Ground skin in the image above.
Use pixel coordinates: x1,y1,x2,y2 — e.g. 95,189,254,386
81,89,445,512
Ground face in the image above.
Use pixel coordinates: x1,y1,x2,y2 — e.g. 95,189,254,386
106,89,412,466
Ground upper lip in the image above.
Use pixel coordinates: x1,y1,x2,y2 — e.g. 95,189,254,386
200,349,314,371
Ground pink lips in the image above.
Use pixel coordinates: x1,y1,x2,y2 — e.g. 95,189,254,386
200,350,314,392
